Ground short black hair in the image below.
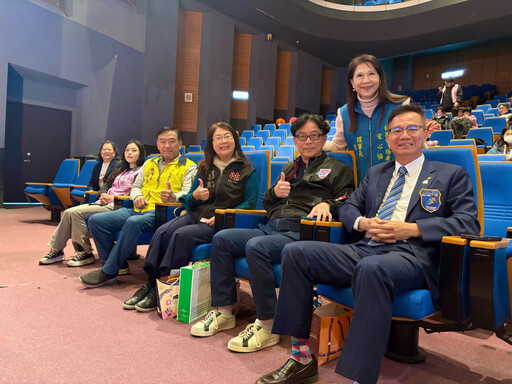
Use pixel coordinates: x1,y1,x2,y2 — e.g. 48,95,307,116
156,126,182,141
387,104,426,129
291,114,330,136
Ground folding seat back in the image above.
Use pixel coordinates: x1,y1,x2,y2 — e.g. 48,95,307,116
272,129,287,144
475,104,491,113
241,130,254,142
486,100,499,108
200,139,207,151
70,160,99,203
472,110,485,126
239,137,246,146
265,137,281,150
275,145,295,162
478,154,507,161
429,130,453,146
283,137,295,146
256,130,270,143
483,117,507,134
263,124,276,135
466,127,494,147
487,108,499,116
270,161,287,184
248,137,263,150
479,161,512,237
424,109,434,120
258,145,275,159
242,146,255,152
279,123,291,136
184,152,204,165
250,124,261,133
326,151,357,187
187,145,202,153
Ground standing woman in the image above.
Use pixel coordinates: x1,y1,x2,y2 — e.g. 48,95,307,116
124,122,259,312
39,140,145,266
87,141,122,192
324,54,409,183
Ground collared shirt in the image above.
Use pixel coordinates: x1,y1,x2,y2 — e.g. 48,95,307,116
353,154,425,231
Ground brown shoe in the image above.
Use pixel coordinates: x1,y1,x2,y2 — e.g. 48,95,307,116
256,356,318,384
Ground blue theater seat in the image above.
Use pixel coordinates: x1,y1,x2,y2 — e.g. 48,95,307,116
429,130,453,146
24,158,80,221
69,160,99,204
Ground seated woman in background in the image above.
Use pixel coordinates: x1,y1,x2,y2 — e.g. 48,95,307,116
487,126,512,158
498,103,512,123
324,54,409,183
87,140,122,194
39,140,145,266
433,106,450,129
123,122,258,312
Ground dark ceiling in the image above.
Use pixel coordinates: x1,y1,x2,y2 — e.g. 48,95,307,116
195,0,512,67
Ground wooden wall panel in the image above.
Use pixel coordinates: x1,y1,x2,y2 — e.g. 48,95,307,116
274,51,291,111
321,69,333,105
173,11,202,132
413,40,512,94
230,33,251,120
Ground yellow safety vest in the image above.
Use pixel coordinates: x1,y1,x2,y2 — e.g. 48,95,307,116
137,155,195,212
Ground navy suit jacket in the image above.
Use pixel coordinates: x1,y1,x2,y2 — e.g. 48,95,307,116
338,159,480,306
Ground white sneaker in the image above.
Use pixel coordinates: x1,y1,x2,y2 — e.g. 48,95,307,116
190,310,236,337
227,323,280,353
39,249,64,265
66,252,95,267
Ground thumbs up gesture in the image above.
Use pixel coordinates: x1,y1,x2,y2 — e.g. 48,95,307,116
274,172,291,198
160,181,176,203
193,178,210,201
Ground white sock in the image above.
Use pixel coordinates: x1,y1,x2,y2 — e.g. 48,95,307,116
255,318,273,331
218,305,234,316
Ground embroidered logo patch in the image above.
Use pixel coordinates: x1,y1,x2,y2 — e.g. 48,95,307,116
229,171,241,182
420,189,441,213
316,169,331,179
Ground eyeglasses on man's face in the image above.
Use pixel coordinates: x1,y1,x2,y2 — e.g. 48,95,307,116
213,134,234,143
387,125,423,136
294,132,324,141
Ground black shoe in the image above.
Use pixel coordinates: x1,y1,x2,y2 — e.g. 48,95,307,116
126,252,141,261
135,287,157,312
123,285,151,310
79,269,117,288
256,356,318,384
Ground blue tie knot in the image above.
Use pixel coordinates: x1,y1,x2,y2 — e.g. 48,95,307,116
398,166,407,177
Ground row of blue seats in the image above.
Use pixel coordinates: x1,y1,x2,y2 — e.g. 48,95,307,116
358,0,402,5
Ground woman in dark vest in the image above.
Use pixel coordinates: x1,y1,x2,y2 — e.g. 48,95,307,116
124,122,259,312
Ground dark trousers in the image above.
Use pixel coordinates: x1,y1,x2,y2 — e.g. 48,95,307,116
144,212,215,278
272,240,426,384
210,219,300,320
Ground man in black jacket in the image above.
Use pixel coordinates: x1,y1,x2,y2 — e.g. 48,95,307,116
190,114,355,353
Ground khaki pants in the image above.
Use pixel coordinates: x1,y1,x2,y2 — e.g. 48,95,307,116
47,204,113,254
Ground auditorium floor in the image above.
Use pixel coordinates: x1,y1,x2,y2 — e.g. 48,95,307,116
1,207,511,384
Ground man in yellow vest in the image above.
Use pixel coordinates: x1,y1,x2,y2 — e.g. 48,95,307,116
79,127,197,288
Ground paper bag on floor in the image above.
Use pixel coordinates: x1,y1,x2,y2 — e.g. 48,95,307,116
309,303,353,366
156,271,180,320
177,261,212,323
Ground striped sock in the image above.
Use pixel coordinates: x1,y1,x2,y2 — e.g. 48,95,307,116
291,337,312,365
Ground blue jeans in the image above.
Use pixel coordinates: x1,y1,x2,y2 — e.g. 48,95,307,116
210,219,300,320
88,207,155,275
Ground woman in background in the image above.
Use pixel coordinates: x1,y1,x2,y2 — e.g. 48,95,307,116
324,54,409,183
487,126,512,158
39,140,145,266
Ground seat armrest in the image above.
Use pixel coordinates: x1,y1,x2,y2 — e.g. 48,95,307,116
25,182,52,186
300,219,348,244
154,202,183,228
114,195,131,210
84,190,98,203
507,227,512,238
70,184,87,188
468,238,511,331
220,209,268,230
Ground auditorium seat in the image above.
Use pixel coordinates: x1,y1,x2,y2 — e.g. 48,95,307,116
314,146,484,363
476,104,491,113
255,130,270,143
265,137,281,151
424,109,434,120
272,129,287,144
248,137,263,150
187,145,202,153
429,130,453,146
263,124,276,135
472,110,485,126
24,158,80,221
275,145,295,162
487,108,499,116
466,127,494,148
69,160,99,204
483,116,507,134
279,123,291,136
486,100,499,108
241,130,254,142
258,145,275,159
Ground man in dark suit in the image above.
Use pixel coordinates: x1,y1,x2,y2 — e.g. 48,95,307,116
256,104,480,384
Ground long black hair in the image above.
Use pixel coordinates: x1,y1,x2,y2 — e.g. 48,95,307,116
107,140,145,183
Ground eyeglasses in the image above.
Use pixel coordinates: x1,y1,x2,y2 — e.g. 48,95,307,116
294,133,324,141
387,125,423,136
213,134,234,143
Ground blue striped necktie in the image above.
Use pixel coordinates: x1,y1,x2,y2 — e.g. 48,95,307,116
368,166,408,246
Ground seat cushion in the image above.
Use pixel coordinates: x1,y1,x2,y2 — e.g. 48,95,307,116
317,285,437,320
